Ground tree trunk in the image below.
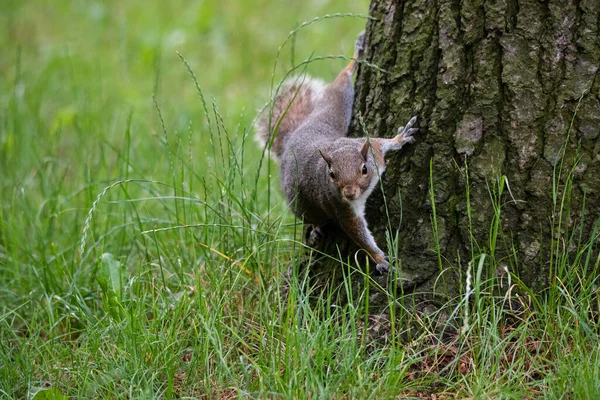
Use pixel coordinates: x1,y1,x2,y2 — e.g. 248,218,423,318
303,0,600,308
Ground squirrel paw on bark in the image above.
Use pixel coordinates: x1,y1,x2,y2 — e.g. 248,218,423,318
395,115,418,145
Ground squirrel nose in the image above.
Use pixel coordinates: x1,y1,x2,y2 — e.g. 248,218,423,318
342,185,359,200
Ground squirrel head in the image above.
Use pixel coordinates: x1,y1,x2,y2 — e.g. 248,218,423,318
319,140,374,202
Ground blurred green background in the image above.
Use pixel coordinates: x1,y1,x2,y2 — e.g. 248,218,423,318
0,0,369,298
1,0,369,186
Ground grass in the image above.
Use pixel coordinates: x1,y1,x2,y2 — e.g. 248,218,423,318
2,0,600,398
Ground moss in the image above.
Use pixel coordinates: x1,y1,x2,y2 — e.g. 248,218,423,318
454,114,483,156
581,162,600,195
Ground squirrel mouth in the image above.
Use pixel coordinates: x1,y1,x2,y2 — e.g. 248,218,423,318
342,190,361,202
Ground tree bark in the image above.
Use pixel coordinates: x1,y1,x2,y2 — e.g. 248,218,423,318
303,0,600,307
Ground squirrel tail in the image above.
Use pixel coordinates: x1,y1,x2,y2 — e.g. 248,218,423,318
255,76,325,160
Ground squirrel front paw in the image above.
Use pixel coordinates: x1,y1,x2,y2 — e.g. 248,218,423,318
375,257,390,274
394,115,419,145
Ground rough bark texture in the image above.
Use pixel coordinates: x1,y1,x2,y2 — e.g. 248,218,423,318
303,0,600,307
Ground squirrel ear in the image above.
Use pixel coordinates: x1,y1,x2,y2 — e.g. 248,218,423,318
360,139,370,161
318,149,333,167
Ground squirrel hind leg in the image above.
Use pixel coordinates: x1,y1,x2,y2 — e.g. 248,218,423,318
341,31,367,77
354,31,365,60
306,224,326,247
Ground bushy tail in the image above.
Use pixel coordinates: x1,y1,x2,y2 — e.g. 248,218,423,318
255,76,325,160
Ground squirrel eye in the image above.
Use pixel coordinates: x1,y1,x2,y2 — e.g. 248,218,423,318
329,170,335,179
362,164,368,175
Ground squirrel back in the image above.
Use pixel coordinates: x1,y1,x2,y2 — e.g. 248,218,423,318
255,76,326,160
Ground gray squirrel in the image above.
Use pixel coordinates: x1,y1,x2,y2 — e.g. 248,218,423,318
256,33,418,274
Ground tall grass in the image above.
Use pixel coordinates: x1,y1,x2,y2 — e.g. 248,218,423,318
1,1,600,398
